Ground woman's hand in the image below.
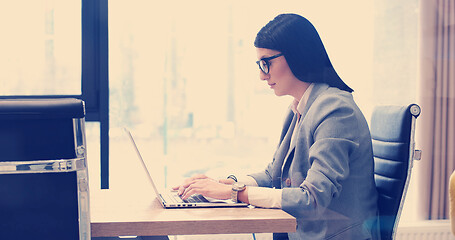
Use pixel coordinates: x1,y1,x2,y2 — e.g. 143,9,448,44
181,178,232,200
172,174,212,195
172,174,232,200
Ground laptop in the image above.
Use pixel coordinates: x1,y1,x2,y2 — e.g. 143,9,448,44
125,128,249,208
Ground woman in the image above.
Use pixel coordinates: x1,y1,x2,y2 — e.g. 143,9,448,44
173,13,379,240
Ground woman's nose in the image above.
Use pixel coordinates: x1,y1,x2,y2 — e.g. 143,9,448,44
259,71,269,80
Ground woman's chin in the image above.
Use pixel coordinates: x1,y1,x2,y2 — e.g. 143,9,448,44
273,90,285,97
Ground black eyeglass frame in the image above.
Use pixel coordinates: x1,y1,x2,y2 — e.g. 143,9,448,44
256,53,283,74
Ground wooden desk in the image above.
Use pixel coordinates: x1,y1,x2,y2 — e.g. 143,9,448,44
90,189,296,237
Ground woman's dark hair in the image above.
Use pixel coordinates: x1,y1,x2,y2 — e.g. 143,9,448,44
254,13,353,92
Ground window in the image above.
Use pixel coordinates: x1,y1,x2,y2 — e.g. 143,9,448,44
1,1,80,95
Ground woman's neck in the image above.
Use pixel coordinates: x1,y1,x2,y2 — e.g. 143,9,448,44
291,81,311,100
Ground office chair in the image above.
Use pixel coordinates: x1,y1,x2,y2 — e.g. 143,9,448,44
370,104,421,240
0,98,91,240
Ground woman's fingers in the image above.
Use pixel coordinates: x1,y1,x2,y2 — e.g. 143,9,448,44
180,179,231,200
172,174,210,194
181,184,198,199
172,174,234,198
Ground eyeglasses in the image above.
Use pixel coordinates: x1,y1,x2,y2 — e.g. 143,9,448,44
256,53,283,74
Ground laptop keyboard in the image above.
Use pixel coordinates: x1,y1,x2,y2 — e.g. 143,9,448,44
184,194,209,203
167,193,209,203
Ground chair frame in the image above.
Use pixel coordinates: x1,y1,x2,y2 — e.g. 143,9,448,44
392,105,420,237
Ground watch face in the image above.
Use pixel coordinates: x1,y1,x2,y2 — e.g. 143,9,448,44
233,182,246,191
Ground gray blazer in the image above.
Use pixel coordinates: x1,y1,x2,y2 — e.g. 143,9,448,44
250,83,379,240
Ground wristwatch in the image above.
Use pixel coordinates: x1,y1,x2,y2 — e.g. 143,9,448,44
231,182,246,203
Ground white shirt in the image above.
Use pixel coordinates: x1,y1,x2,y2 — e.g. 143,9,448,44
240,83,314,208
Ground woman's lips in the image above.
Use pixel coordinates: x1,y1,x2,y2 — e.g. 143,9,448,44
269,83,276,88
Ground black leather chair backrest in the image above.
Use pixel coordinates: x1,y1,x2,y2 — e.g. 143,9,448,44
0,98,84,161
0,98,87,240
370,104,420,240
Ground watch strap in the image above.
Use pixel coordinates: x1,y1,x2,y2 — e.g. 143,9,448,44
231,189,239,203
231,183,246,203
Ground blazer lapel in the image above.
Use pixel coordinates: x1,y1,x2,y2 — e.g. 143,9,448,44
272,113,298,187
280,83,330,174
